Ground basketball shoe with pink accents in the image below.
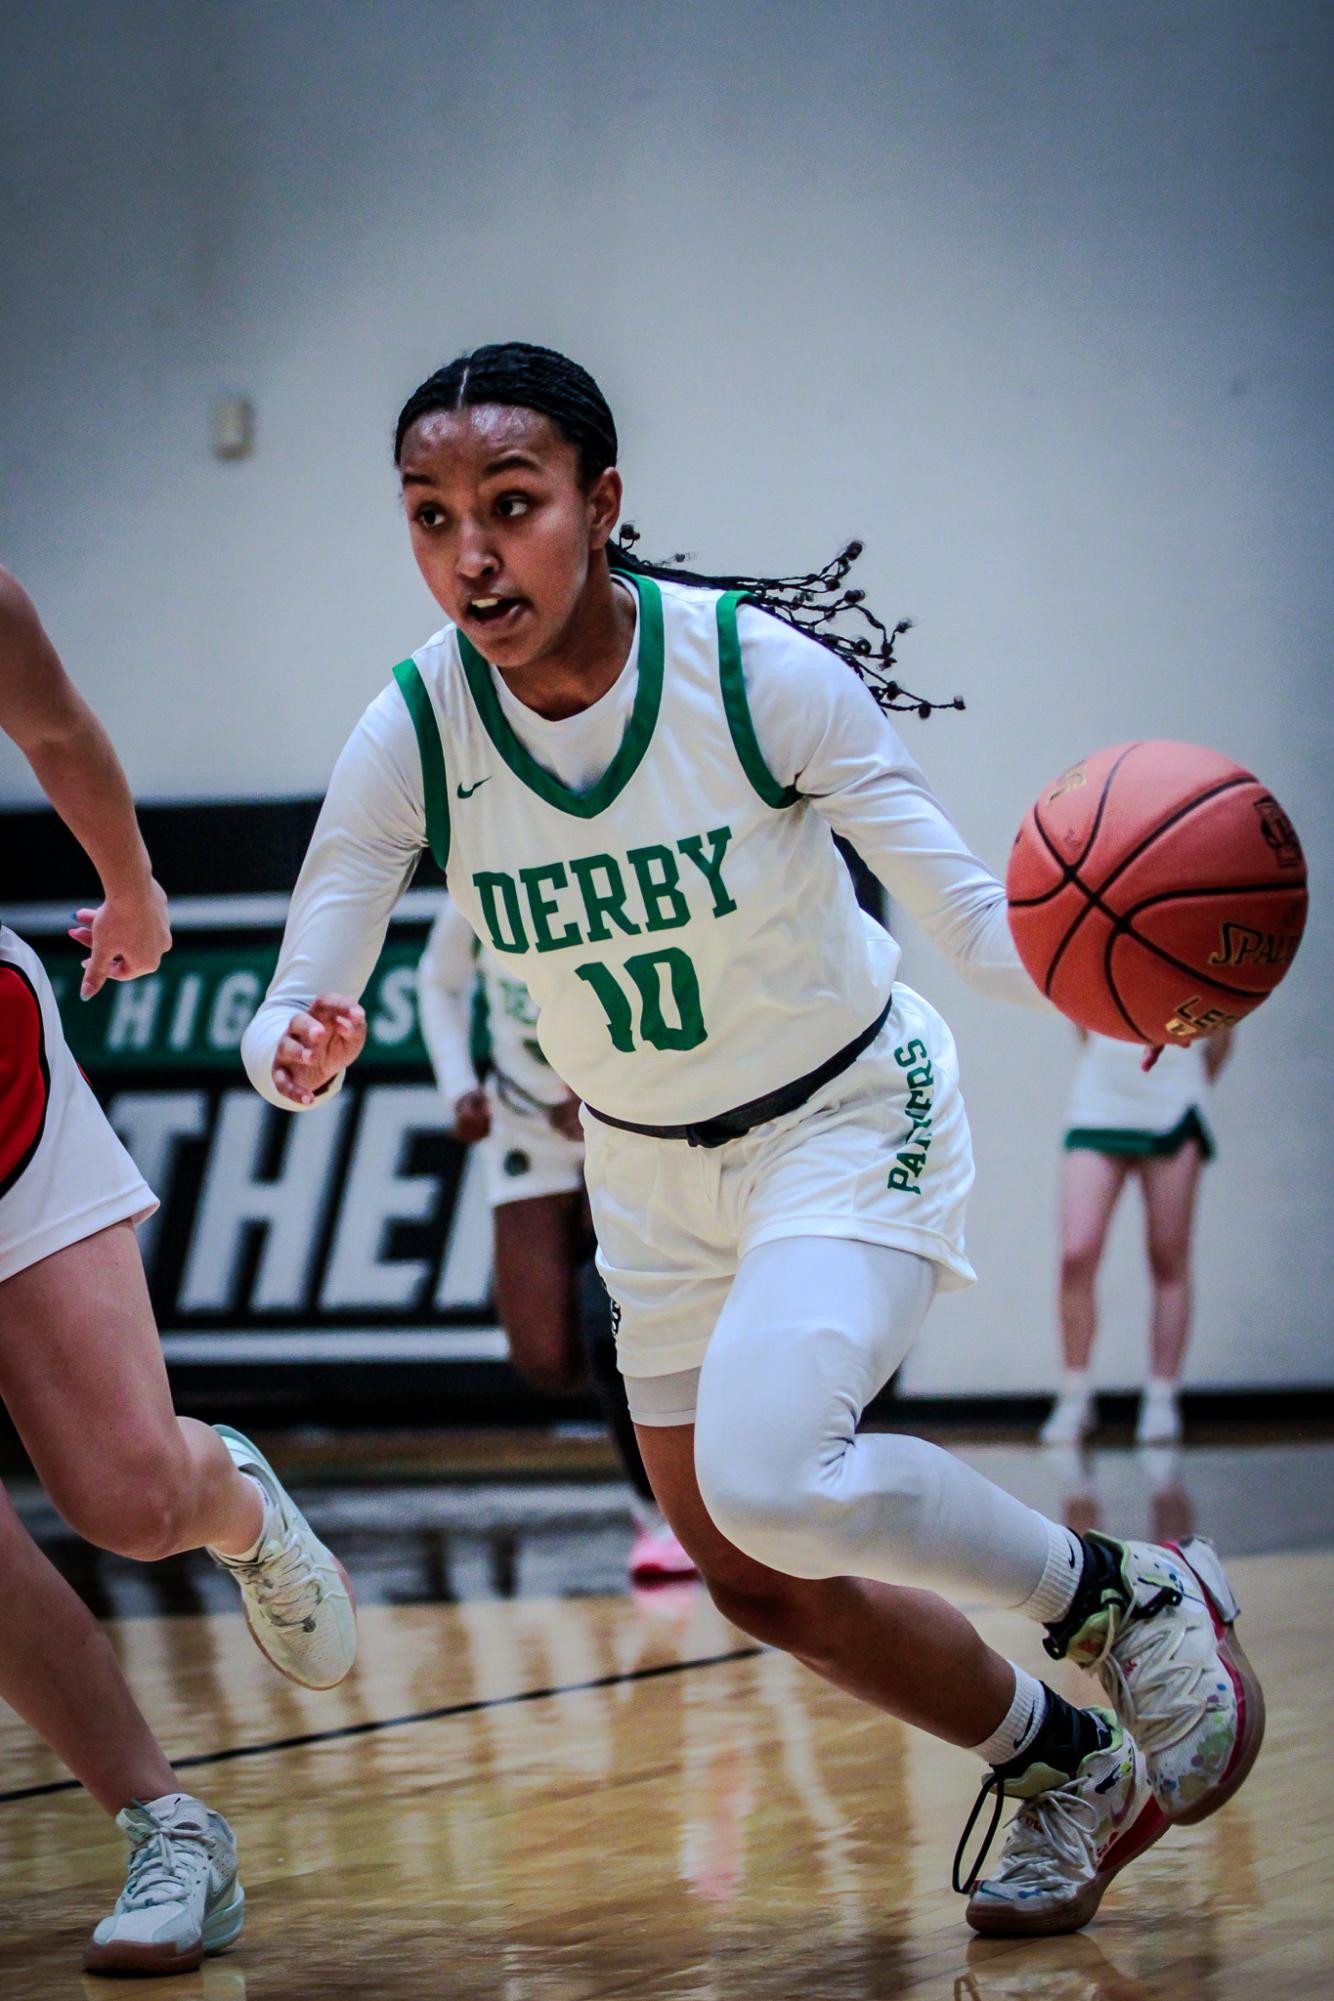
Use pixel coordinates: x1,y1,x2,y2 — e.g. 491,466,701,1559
1044,1532,1264,1824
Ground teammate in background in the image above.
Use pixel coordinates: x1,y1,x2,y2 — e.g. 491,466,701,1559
1042,1028,1234,1448
243,345,1261,1937
417,900,696,1582
0,569,356,1975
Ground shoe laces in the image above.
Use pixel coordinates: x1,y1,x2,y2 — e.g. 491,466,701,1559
954,1767,1106,1898
1097,1585,1210,1756
229,1519,325,1630
118,1806,211,1911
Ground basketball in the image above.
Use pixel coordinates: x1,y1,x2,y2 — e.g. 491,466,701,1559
1006,740,1308,1045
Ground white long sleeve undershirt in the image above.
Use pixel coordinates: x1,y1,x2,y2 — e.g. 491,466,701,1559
242,602,1042,1110
415,899,481,1109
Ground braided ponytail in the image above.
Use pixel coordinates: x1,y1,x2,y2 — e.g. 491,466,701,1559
394,344,965,720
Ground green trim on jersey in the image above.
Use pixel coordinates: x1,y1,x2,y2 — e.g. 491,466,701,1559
455,572,666,819
716,592,800,809
392,658,451,872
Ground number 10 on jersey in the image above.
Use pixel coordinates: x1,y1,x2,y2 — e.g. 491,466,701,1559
576,949,707,1053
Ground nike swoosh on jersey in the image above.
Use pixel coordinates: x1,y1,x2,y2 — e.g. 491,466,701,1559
456,777,491,799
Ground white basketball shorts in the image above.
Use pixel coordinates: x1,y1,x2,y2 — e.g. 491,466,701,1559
0,924,156,1285
584,981,976,1378
482,1093,585,1209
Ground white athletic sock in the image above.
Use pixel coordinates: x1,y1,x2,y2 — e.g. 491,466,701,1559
970,1665,1048,1768
1143,1376,1178,1402
209,1475,273,1563
1020,1517,1086,1625
1056,1369,1091,1404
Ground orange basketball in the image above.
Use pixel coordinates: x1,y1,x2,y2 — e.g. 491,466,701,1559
1006,741,1308,1045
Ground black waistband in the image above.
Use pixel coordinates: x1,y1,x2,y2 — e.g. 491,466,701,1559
586,994,894,1150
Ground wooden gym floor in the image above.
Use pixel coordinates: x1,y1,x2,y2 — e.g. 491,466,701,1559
1,1436,1331,2000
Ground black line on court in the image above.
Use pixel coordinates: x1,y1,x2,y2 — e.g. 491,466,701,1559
0,1645,764,1806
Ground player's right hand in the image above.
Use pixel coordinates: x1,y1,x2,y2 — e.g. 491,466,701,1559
453,1089,491,1142
69,876,172,998
272,993,366,1106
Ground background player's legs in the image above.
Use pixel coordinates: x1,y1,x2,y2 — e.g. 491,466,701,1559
0,1482,177,1812
0,1221,262,1560
1136,1140,1205,1442
493,1192,692,1575
1042,1149,1132,1444
492,1193,587,1396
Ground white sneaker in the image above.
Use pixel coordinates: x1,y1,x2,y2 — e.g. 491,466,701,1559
1040,1393,1094,1447
1051,1533,1265,1824
963,1712,1165,1936
1135,1387,1182,1444
84,1793,243,1975
209,1426,357,1689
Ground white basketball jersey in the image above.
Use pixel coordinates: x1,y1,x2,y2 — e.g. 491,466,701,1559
475,950,567,1110
393,574,896,1125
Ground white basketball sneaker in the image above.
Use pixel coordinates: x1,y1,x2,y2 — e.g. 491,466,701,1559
209,1425,357,1690
963,1712,1164,1936
84,1793,243,1975
1045,1532,1264,1823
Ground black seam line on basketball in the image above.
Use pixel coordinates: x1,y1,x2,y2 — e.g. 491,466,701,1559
1103,922,1152,1041
1041,774,1254,998
1113,885,1305,999
0,1646,764,1806
1021,743,1143,907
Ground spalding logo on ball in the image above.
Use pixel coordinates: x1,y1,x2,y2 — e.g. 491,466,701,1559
1006,741,1307,1045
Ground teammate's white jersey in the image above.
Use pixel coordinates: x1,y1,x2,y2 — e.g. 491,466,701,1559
1066,1031,1214,1146
243,574,1042,1119
416,898,568,1114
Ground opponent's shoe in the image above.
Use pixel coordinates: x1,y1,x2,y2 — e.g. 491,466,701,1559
629,1516,699,1584
961,1710,1165,1937
1039,1393,1094,1448
1044,1532,1263,1824
84,1793,244,1975
209,1425,357,1689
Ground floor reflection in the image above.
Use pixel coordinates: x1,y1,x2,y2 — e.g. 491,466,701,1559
8,1438,1331,1624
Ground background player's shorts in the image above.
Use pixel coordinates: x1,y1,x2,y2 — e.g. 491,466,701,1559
584,982,976,1379
0,925,156,1285
482,1093,585,1209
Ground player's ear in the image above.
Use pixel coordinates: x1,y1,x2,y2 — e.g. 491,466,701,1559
587,467,622,552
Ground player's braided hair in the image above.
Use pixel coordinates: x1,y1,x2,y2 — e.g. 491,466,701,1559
394,342,964,720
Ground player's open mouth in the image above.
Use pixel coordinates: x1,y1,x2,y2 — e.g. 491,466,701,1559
465,596,526,631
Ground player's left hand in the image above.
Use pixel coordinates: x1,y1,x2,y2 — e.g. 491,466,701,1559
548,1090,583,1142
68,877,172,998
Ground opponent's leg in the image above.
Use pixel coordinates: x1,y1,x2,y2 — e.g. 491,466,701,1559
1134,1141,1204,1443
0,1222,355,1688
1042,1151,1130,1445
0,1481,175,1811
0,1485,243,1972
0,1224,260,1559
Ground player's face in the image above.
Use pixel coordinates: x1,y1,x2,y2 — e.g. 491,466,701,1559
399,405,622,668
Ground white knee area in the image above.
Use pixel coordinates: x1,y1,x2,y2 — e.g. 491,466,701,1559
693,1236,937,1580
695,1387,948,1580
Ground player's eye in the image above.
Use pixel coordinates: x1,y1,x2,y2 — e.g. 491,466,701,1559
412,502,448,530
495,492,533,520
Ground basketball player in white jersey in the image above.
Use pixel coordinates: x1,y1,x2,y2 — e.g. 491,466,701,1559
417,898,696,1581
0,569,356,1973
1042,1027,1234,1448
243,345,1262,1936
